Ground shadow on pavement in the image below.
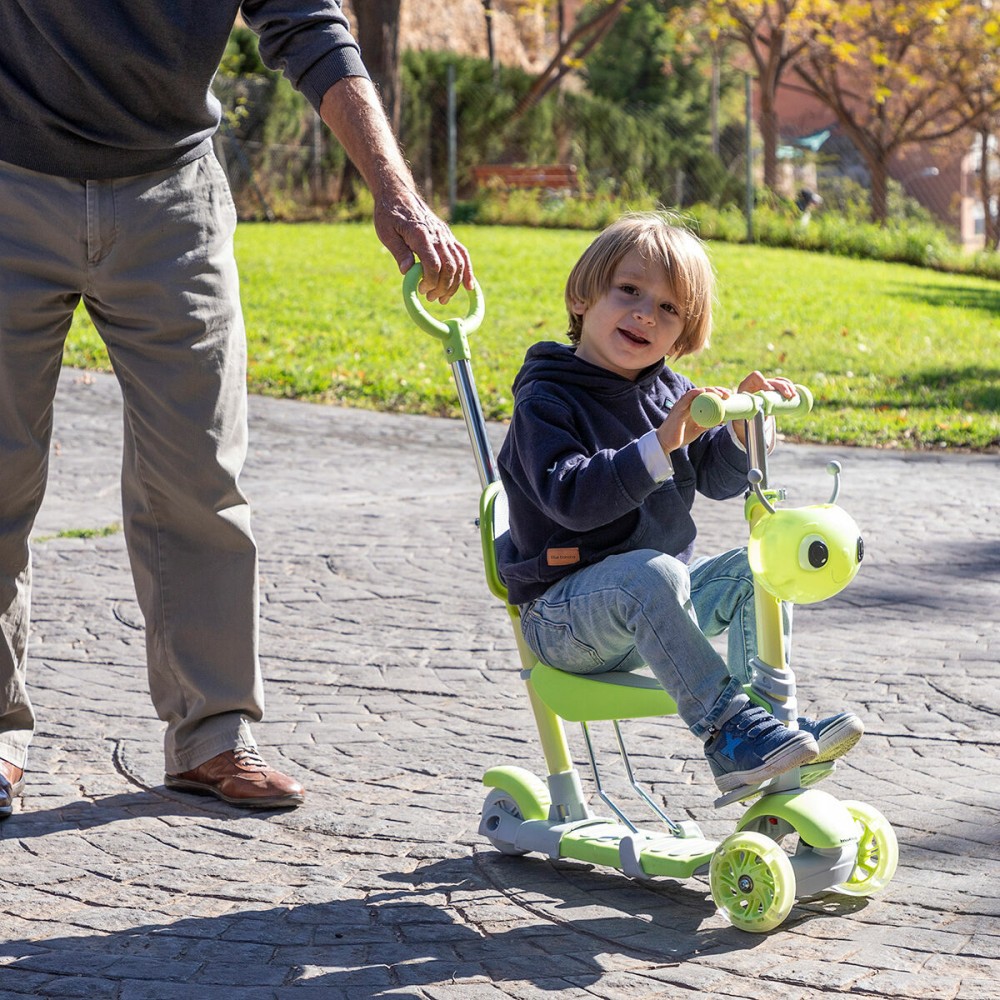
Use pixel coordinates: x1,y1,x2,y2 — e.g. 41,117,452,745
1,846,870,995
0,787,298,841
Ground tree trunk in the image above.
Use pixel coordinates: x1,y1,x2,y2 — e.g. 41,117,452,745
354,0,402,132
869,159,889,224
483,0,497,75
344,0,402,202
980,127,1000,251
513,0,628,119
753,27,788,194
759,95,779,192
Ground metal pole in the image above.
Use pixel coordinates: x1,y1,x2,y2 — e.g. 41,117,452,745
745,412,770,488
447,64,457,221
711,50,720,157
311,111,323,206
745,73,754,243
451,359,498,489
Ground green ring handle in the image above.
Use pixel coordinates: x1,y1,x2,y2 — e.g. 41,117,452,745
691,384,813,428
402,263,484,341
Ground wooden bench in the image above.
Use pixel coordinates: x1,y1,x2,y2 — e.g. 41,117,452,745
471,163,579,195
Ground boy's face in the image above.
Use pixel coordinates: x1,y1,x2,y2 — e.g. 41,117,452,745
571,249,685,380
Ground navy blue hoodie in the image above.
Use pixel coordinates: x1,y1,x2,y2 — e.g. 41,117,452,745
497,342,750,605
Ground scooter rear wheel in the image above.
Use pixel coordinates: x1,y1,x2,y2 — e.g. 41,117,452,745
710,831,796,932
481,788,531,856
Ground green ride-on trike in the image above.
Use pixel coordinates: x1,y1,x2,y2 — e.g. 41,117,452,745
402,265,897,933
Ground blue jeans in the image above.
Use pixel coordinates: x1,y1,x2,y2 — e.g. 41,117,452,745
520,547,781,737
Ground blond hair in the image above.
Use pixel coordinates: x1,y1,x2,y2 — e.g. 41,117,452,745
564,213,714,358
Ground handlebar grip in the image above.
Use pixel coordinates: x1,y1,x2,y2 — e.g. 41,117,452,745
690,392,752,427
690,384,813,428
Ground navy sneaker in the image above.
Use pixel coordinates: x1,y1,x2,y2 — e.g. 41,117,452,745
797,711,863,763
704,705,819,793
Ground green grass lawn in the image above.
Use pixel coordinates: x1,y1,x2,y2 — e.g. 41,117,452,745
65,221,1000,450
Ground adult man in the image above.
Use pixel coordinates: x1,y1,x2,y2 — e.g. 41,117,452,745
0,2,473,816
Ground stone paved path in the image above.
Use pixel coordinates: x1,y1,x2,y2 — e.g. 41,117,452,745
0,369,997,999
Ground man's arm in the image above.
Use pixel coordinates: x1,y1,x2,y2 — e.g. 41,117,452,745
319,75,472,304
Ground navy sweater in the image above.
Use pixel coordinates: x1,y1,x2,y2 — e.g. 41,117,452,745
0,1,366,179
497,342,750,605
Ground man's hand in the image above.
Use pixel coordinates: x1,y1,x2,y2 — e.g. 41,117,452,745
372,186,473,304
320,76,473,304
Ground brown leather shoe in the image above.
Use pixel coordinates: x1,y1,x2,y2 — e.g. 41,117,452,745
165,748,304,809
0,758,25,820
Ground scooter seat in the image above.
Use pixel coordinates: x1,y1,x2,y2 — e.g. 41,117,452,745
529,660,677,722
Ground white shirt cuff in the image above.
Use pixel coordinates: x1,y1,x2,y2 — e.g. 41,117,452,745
638,430,674,482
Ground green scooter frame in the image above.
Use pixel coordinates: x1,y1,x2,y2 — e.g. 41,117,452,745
403,265,897,933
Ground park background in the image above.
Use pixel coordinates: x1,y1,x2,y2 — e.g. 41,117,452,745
69,1,1000,452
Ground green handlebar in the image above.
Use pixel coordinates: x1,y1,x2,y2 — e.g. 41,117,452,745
690,384,813,428
402,262,485,335
402,263,484,363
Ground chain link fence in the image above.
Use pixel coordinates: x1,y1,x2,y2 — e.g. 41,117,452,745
214,77,758,218
212,68,958,238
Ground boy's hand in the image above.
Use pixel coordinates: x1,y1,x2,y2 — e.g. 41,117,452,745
736,370,796,398
656,386,731,455
731,371,796,446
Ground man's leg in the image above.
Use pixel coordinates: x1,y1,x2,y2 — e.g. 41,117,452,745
83,155,301,805
0,161,85,803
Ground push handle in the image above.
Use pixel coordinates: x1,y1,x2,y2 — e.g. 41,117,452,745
690,384,813,428
401,263,498,488
402,263,484,363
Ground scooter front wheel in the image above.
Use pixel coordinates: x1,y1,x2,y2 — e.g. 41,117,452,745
710,831,796,933
834,800,898,896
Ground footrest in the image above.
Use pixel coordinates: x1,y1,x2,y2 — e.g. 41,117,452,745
713,761,837,808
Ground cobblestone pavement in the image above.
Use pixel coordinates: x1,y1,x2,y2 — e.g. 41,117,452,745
0,369,997,1000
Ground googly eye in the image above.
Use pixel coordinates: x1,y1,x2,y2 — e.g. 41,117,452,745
799,534,829,570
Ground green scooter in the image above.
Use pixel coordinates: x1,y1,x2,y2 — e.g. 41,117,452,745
403,266,897,932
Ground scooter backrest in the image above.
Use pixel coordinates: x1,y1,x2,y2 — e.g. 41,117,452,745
479,481,511,603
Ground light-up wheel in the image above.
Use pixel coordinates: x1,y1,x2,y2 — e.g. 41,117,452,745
834,800,898,896
710,831,796,932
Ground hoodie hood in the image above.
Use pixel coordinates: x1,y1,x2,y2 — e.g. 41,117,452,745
512,341,665,400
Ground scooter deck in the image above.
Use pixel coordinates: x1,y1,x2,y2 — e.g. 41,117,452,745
560,822,716,879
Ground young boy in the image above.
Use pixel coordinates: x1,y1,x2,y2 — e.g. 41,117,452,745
497,214,862,793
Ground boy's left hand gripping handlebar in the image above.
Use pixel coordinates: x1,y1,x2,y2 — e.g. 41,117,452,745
690,385,814,428
402,263,485,341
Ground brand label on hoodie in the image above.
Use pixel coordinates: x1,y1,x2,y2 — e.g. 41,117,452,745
546,547,581,567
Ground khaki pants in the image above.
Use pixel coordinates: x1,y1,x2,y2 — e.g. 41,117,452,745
0,154,263,773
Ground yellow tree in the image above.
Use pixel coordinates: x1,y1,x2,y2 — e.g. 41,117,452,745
791,0,1000,223
513,0,631,117
673,1,817,191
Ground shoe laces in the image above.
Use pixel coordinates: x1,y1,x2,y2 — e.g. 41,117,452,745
233,747,268,771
